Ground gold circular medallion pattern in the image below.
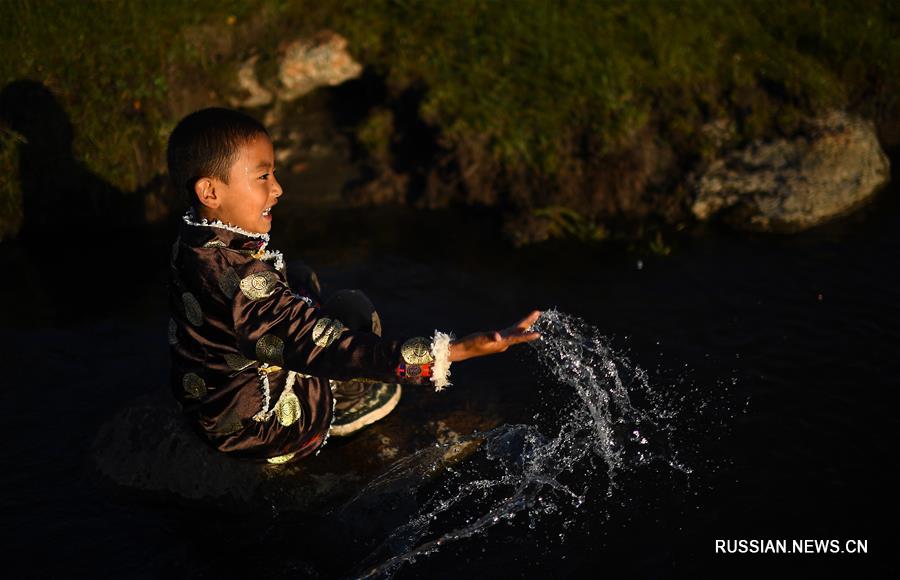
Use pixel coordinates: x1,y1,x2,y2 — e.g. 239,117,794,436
401,337,434,365
256,334,285,366
224,353,256,371
240,271,279,301
182,372,206,399
218,268,240,299
213,412,243,436
312,317,347,348
182,292,203,326
274,390,302,426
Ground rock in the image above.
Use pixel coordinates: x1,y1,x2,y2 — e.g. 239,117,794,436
278,31,363,101
691,111,890,232
91,393,363,514
229,31,361,108
225,31,362,174
231,54,274,108
91,392,491,516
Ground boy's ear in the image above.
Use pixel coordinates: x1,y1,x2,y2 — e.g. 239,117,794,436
194,177,220,209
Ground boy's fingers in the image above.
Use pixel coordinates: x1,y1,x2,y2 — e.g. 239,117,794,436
483,310,543,351
516,309,542,329
518,331,541,342
501,330,541,344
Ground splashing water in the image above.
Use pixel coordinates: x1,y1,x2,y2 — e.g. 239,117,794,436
341,309,700,578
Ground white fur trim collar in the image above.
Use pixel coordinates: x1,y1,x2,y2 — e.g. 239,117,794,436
182,208,284,270
182,208,271,243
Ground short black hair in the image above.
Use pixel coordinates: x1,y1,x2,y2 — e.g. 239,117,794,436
166,107,270,207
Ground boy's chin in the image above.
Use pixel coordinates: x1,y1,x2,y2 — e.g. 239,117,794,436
230,222,271,235
246,218,272,234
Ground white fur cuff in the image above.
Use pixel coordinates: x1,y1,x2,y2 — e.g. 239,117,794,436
430,330,455,391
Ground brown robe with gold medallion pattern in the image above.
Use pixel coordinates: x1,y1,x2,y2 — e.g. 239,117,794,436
169,213,443,462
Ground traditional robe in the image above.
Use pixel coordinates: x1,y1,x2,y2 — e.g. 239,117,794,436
168,210,453,463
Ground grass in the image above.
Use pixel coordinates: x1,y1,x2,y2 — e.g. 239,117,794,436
308,0,898,167
2,0,898,240
0,127,24,239
0,0,262,239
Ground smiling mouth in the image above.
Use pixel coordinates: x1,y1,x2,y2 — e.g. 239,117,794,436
262,207,272,217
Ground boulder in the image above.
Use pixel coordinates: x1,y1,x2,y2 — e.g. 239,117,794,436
90,392,488,515
230,31,362,109
691,111,890,232
90,394,346,513
278,31,363,101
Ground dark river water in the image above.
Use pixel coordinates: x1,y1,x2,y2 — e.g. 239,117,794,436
1,155,896,577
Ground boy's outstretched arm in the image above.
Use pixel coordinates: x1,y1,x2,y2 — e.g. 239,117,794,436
448,310,542,362
229,257,541,389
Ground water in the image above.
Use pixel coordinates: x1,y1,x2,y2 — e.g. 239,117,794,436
341,309,717,579
1,170,896,576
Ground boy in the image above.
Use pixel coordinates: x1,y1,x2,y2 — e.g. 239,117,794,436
166,107,540,464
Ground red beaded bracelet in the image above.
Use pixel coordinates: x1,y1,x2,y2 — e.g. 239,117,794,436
396,361,433,380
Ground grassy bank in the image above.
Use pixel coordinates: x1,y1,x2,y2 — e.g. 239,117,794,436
0,0,264,239
326,0,899,154
2,0,898,241
310,0,899,239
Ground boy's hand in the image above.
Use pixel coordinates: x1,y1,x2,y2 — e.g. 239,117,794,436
448,310,542,363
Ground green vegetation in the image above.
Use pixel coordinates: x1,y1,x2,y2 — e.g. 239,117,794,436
356,108,395,165
313,0,899,162
0,0,264,238
0,127,24,239
2,0,898,241
532,206,609,243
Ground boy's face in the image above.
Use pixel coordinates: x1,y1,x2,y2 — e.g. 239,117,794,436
196,134,282,234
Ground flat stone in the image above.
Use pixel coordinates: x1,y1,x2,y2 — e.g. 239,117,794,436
90,391,492,515
691,111,890,232
90,394,337,513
